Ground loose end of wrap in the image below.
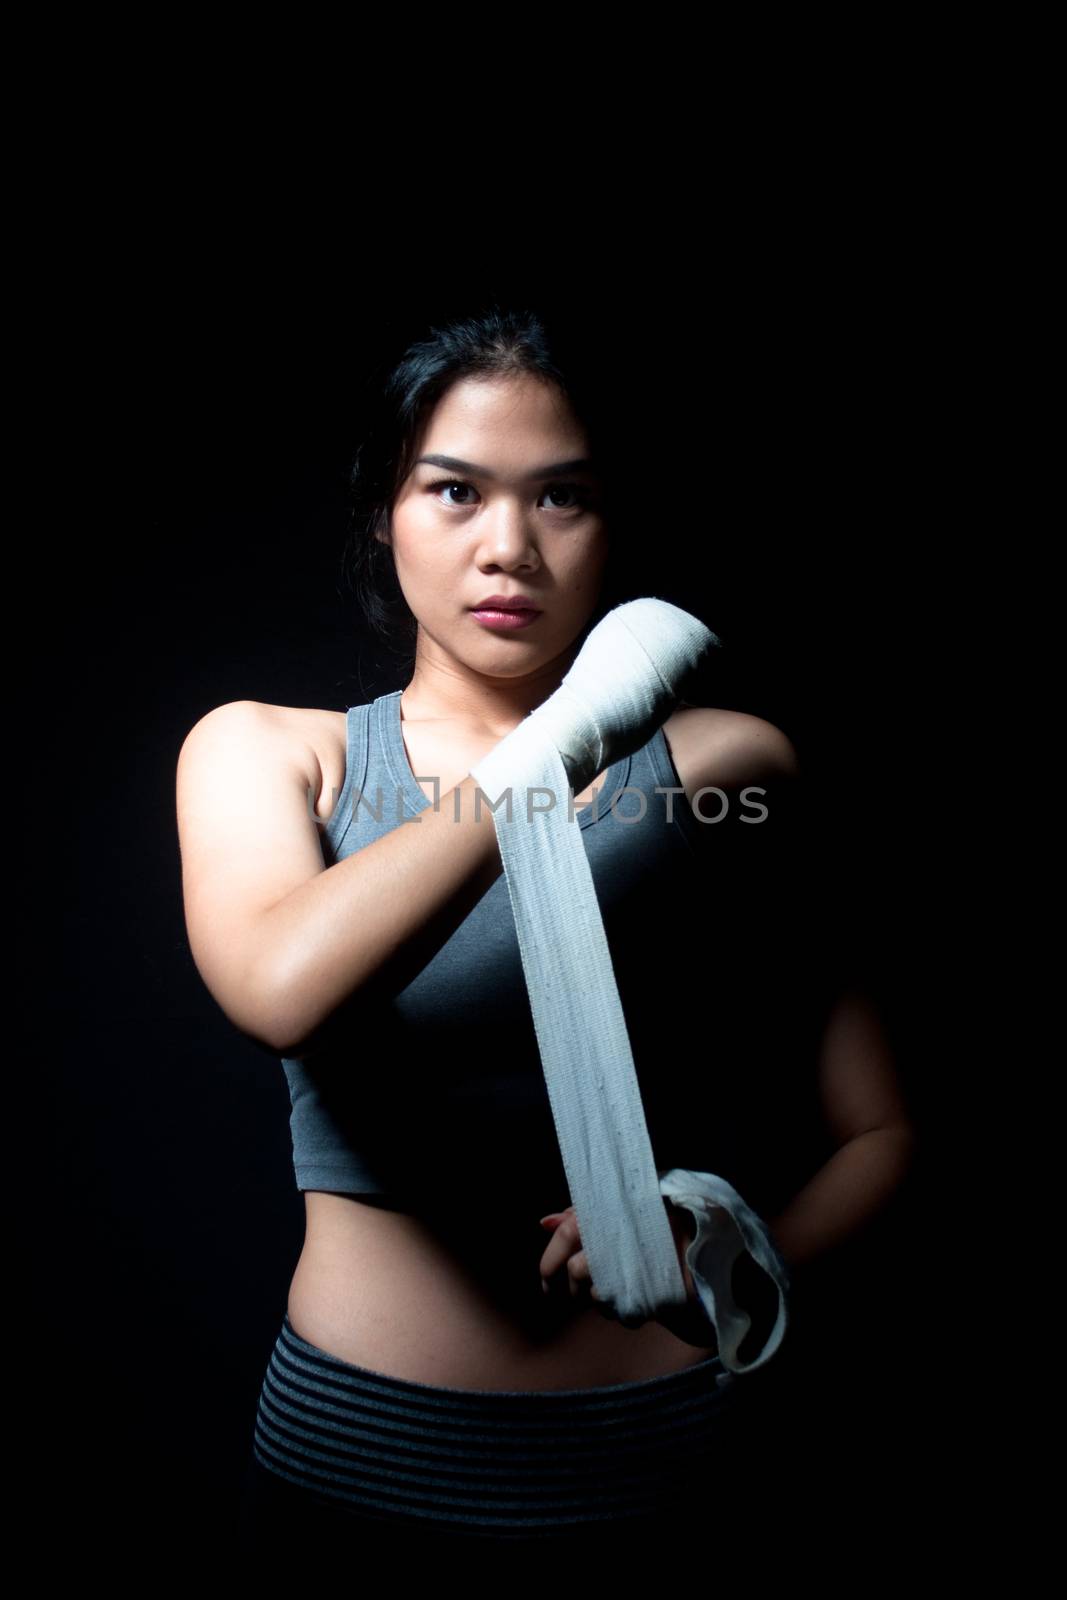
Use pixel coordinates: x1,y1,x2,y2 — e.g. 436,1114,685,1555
659,1167,791,1375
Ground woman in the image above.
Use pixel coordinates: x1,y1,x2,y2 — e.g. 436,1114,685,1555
177,305,916,1559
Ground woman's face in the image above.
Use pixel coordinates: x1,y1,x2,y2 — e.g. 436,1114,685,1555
385,373,609,680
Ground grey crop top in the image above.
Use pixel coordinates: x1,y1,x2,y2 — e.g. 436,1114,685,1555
279,691,831,1226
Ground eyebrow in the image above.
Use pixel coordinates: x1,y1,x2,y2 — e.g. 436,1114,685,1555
415,453,598,482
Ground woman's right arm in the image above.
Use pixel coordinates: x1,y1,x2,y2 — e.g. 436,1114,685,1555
176,700,504,1058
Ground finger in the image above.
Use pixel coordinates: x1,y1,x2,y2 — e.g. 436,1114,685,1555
541,1236,585,1296
540,1206,577,1229
538,1215,582,1278
539,1210,572,1229
567,1248,591,1298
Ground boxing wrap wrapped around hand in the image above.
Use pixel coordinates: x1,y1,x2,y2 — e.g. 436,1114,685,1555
470,598,790,1373
473,596,715,802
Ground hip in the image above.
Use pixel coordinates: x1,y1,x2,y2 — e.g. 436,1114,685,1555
243,1309,743,1550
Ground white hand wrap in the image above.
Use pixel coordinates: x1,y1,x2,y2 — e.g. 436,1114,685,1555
474,596,719,803
470,597,790,1372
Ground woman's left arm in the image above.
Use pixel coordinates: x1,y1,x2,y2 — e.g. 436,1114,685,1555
764,985,918,1273
537,986,917,1343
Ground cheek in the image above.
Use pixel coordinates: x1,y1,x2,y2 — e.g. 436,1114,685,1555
568,542,610,592
392,521,442,580
393,538,465,612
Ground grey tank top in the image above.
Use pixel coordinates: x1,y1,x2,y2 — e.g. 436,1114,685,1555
279,690,828,1226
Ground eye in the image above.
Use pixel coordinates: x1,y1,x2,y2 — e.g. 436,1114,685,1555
428,478,478,506
425,477,595,513
543,484,592,510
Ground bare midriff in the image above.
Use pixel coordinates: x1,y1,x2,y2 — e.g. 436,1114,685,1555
287,1193,718,1391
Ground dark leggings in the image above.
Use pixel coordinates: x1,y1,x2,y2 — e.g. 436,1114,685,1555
233,1312,756,1561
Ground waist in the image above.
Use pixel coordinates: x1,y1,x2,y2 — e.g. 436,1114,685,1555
253,1310,739,1539
291,1192,719,1391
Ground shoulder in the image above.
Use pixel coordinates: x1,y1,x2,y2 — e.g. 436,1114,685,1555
177,700,349,824
661,705,800,799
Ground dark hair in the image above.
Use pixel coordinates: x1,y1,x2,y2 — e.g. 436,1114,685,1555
343,300,643,672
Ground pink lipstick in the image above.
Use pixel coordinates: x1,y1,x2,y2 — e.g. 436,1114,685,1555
470,606,542,631
469,594,543,631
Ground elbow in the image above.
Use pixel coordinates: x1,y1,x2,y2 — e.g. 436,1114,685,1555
229,997,303,1060
830,1120,919,1194
883,1117,919,1162
864,1118,919,1166
239,956,315,1059
259,991,318,1061
244,938,376,1058
864,1119,921,1201
186,924,329,1058
259,1017,309,1061
251,951,347,1059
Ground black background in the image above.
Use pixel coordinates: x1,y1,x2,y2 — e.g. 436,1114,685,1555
42,231,969,1561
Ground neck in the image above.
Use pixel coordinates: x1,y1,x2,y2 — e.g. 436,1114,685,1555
398,634,583,742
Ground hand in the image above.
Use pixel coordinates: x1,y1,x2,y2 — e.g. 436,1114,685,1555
472,599,719,802
537,1200,711,1345
548,598,720,794
538,1206,610,1316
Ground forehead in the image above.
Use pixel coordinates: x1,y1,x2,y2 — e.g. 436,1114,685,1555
418,373,589,458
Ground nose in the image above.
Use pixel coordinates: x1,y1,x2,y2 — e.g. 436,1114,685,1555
473,500,541,573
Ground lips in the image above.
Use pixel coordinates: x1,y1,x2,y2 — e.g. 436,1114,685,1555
469,601,543,631
471,596,541,613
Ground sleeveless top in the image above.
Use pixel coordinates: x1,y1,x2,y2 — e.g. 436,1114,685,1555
279,690,832,1234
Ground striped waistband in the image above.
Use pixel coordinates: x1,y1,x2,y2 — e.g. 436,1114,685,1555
253,1313,740,1540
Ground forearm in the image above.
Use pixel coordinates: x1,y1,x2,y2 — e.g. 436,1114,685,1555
261,775,504,1054
765,1123,917,1272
